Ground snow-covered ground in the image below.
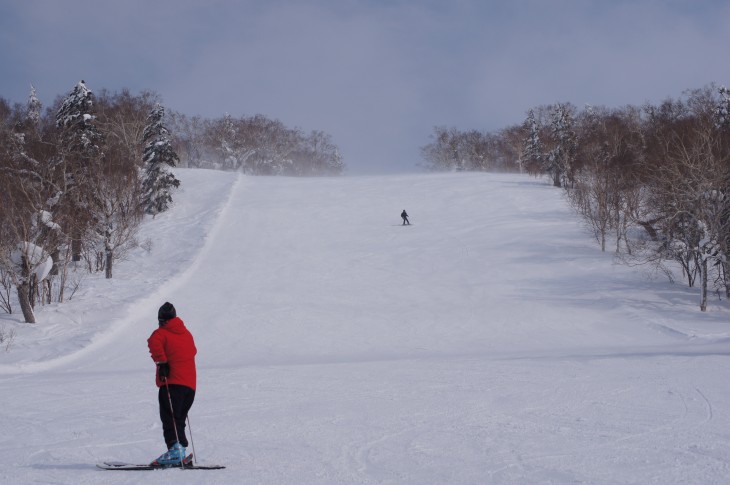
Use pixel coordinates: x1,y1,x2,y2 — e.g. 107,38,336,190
1,169,729,484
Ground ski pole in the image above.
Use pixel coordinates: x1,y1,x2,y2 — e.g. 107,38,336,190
163,377,186,468
186,415,197,465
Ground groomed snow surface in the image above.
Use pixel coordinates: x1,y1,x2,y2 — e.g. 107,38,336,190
1,170,730,484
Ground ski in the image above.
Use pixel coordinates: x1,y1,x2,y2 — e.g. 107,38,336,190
97,453,225,470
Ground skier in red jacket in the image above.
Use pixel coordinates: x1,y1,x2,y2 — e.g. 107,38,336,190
147,302,197,466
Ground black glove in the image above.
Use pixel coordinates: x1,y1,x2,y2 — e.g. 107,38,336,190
157,362,170,379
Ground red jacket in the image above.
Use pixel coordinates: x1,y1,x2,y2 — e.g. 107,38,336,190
147,316,197,390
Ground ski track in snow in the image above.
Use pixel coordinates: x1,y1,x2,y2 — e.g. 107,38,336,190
1,171,730,484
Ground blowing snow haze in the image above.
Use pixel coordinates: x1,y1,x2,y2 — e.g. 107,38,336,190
1,0,730,173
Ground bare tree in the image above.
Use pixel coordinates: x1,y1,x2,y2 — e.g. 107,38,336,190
86,159,143,278
569,106,643,252
421,126,520,172
0,98,57,322
291,130,344,176
95,89,160,169
641,87,730,310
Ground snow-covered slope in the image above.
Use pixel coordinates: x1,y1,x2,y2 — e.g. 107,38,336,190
1,170,729,484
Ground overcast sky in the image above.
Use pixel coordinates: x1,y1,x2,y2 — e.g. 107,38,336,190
2,0,729,174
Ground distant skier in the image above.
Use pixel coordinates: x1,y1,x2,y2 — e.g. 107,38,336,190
147,302,197,466
401,210,410,225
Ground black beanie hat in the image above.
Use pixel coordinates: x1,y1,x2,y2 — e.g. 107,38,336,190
158,302,176,324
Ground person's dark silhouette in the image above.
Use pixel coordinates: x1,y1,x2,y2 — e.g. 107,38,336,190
401,210,410,225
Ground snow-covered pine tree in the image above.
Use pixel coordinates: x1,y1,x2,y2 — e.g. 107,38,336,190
140,103,180,216
716,85,730,131
220,113,239,170
521,110,543,176
56,80,103,159
547,103,577,188
711,85,730,299
55,80,104,262
27,85,42,128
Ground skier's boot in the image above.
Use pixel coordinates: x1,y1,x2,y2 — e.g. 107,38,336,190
151,442,186,466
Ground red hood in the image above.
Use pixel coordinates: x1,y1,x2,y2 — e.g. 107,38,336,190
161,316,187,334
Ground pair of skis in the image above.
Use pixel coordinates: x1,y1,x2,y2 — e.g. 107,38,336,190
97,453,224,471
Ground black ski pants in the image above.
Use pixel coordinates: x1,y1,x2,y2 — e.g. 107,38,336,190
158,383,195,448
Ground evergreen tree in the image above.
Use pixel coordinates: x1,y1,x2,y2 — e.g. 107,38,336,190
547,103,577,188
55,80,104,262
141,103,180,216
56,80,103,159
26,85,42,128
716,85,730,130
521,110,543,176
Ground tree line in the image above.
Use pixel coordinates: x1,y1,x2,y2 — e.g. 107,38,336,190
421,84,730,311
168,112,344,176
0,81,344,323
